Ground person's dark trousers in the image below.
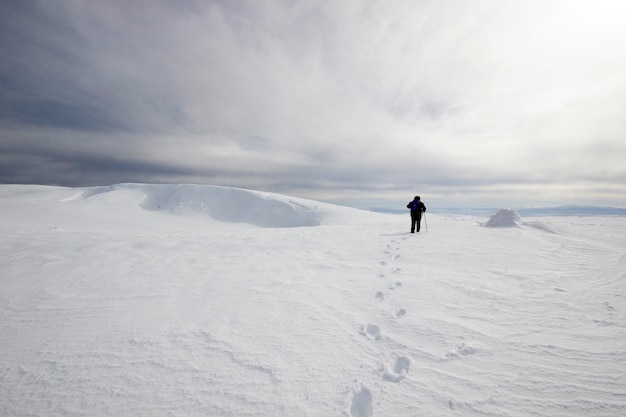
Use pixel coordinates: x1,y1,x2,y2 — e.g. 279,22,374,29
411,212,422,233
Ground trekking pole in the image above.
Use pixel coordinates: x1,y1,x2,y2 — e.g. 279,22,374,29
424,212,428,232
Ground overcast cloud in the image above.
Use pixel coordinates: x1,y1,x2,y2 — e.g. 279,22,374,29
1,0,626,208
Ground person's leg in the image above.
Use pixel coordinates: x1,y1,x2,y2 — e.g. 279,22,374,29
410,215,416,233
416,213,422,232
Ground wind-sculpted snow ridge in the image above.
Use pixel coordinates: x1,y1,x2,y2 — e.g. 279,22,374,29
77,183,371,228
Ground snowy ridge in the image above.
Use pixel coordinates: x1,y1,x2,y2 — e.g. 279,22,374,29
73,183,375,228
1,184,626,416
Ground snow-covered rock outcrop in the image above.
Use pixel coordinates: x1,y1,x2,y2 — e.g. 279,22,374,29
482,208,521,228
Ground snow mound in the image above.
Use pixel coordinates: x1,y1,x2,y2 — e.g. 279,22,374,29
482,208,521,228
76,183,369,228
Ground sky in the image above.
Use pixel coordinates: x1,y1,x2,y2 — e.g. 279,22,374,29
1,0,626,209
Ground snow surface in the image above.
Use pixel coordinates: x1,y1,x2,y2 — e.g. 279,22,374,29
1,183,625,417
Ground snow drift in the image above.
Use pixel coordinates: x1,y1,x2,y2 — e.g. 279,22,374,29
74,183,367,228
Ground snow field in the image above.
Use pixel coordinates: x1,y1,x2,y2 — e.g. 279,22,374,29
1,184,625,416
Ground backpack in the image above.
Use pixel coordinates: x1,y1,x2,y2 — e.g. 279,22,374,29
408,199,420,211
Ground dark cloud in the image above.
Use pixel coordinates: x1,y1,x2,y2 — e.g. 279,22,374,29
1,98,124,132
0,0,187,133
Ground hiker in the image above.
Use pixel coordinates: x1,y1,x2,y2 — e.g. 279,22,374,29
406,196,426,233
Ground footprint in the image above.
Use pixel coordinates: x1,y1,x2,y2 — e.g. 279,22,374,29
457,343,477,356
375,292,385,301
395,308,407,318
350,387,373,417
361,324,382,340
394,356,411,374
380,261,387,266
389,282,402,290
382,356,411,383
447,342,478,358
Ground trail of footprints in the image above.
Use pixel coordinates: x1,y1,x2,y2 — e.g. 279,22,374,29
348,237,478,414
348,237,411,416
378,239,409,321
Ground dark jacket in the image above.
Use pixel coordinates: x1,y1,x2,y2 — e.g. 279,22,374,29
407,199,426,215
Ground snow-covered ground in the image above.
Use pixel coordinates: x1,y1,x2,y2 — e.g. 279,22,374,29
1,183,625,417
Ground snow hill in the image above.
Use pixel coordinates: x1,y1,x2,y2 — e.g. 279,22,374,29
1,183,625,417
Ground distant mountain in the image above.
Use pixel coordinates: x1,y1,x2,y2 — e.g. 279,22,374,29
369,205,626,216
516,205,626,216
